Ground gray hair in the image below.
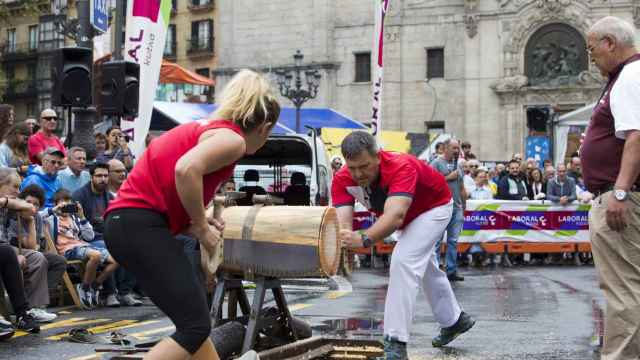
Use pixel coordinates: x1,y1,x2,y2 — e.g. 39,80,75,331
443,138,459,147
0,168,18,187
589,16,637,48
69,146,86,156
341,131,378,159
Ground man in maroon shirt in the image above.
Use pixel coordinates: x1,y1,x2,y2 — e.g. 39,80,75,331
580,16,640,359
332,131,474,359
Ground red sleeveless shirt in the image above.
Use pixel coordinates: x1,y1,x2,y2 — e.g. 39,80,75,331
106,119,244,234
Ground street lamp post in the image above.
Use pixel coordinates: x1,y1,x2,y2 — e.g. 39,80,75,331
275,50,322,133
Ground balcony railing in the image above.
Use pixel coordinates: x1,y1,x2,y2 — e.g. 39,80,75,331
3,79,38,99
188,0,214,12
1,42,39,61
163,41,177,60
187,36,214,57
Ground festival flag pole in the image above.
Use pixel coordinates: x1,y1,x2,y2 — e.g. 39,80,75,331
121,0,170,157
371,0,389,147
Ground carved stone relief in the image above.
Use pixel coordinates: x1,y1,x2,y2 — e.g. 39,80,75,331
465,14,479,38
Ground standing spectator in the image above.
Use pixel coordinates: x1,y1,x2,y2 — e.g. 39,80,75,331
96,126,135,170
544,165,555,182
566,156,581,182
460,141,474,159
429,142,445,162
497,160,528,200
546,164,577,206
27,109,65,165
0,104,15,142
24,118,38,135
94,133,108,157
469,168,494,200
527,168,547,200
107,159,127,197
512,153,523,163
8,185,67,323
47,189,118,308
0,123,31,176
221,178,236,193
20,148,63,208
330,155,343,176
581,17,640,358
430,139,466,282
58,147,90,193
464,159,480,193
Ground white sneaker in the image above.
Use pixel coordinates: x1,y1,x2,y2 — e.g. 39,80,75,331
76,284,93,309
104,294,121,307
237,350,259,360
119,293,142,307
26,308,57,323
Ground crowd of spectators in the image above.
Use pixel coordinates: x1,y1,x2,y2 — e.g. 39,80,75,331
0,105,143,340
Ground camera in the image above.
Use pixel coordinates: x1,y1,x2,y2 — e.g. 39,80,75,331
61,203,78,214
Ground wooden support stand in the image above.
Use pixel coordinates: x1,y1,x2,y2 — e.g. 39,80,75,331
210,272,299,354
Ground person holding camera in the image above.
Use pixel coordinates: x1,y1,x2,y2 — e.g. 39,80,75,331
45,189,118,309
96,126,135,171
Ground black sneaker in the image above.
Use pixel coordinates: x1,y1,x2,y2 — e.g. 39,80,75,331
15,313,40,333
432,312,475,347
0,318,15,340
447,272,465,282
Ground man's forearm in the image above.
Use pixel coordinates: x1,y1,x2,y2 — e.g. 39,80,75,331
363,212,402,243
615,131,640,190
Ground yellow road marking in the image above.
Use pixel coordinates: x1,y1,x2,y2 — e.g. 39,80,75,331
47,319,160,340
68,355,99,360
325,291,349,299
288,303,312,312
129,325,176,339
13,318,111,338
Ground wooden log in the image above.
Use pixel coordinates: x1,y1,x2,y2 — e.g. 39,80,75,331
220,206,340,278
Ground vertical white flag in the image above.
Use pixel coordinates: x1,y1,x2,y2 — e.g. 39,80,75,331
122,0,170,156
371,0,389,143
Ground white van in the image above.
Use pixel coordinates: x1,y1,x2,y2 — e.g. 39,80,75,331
232,130,332,206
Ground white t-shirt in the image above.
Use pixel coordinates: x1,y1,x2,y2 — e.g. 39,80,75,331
611,59,640,139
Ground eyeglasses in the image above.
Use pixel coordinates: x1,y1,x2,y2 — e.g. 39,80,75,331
42,117,57,121
469,165,478,168
45,159,63,166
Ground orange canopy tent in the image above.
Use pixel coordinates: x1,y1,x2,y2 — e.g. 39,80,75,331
94,55,214,86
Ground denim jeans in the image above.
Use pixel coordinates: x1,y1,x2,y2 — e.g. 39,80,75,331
436,206,464,275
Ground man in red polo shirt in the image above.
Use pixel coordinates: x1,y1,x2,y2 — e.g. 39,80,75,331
28,109,66,165
581,16,640,359
332,131,474,359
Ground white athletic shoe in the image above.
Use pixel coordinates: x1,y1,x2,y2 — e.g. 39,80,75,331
237,350,259,360
26,308,57,323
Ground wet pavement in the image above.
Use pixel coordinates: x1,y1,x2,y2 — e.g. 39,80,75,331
0,266,605,359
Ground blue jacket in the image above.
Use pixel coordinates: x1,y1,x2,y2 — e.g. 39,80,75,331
20,166,62,208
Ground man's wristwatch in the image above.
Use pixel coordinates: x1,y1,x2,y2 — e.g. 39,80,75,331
360,232,373,248
614,189,628,201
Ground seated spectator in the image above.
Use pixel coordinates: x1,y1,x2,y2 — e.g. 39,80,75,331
0,244,39,334
7,185,67,323
0,104,15,142
492,163,506,184
0,123,31,177
94,133,108,160
45,189,118,309
497,160,528,200
544,165,555,182
24,118,38,135
58,147,90,193
20,148,63,208
566,156,581,183
527,168,547,200
469,168,494,200
27,109,66,165
107,159,127,197
95,126,134,170
547,164,577,206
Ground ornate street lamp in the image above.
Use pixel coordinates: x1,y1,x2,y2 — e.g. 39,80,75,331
275,50,321,133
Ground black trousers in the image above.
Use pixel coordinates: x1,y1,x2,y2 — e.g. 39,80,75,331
0,244,28,317
104,209,211,354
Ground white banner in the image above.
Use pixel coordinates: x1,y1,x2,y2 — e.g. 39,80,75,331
459,200,591,243
122,0,170,156
371,0,389,142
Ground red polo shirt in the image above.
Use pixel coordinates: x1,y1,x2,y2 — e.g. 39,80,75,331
331,150,451,229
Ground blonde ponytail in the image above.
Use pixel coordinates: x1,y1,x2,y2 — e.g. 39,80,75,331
212,69,280,132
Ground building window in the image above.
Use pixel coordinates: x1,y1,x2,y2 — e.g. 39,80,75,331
5,66,15,82
27,63,37,82
28,25,39,51
6,28,16,53
26,103,37,117
164,24,176,56
190,19,213,51
354,52,371,83
426,48,444,79
39,16,64,51
195,68,210,78
191,0,211,5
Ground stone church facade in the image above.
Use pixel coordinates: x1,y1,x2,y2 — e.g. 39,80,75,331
213,0,639,161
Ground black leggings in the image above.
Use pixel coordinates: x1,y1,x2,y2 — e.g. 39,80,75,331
0,244,28,317
104,209,211,354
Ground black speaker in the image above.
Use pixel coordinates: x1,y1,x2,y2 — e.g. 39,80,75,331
100,61,140,117
526,107,550,132
51,47,93,107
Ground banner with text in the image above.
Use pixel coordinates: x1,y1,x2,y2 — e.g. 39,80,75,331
123,0,170,157
460,200,591,243
371,0,389,142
